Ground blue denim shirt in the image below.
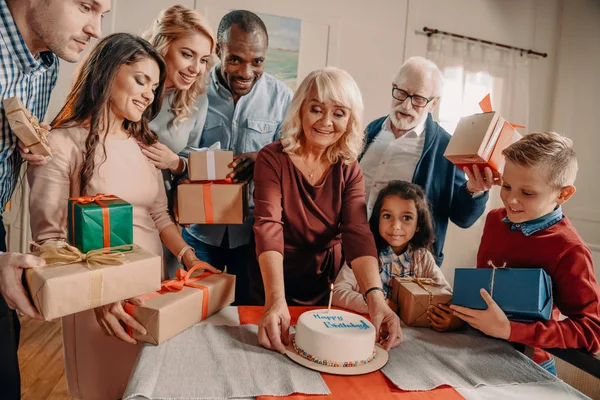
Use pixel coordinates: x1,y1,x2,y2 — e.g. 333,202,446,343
185,66,293,248
502,206,564,236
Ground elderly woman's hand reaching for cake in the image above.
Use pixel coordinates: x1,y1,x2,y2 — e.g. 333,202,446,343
251,67,403,353
366,286,403,349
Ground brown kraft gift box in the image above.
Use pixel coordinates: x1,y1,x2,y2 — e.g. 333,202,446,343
444,111,521,178
175,182,248,224
188,150,233,181
25,244,162,321
3,96,52,157
391,277,453,327
125,269,236,344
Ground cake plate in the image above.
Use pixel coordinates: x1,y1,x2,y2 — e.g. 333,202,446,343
284,332,389,376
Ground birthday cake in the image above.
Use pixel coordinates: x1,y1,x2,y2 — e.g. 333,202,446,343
293,309,376,367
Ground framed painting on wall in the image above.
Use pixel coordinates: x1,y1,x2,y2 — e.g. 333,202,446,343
256,13,301,91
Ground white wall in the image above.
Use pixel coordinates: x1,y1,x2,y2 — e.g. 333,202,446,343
551,0,600,257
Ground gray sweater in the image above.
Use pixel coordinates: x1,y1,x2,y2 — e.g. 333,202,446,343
149,91,209,208
149,91,209,277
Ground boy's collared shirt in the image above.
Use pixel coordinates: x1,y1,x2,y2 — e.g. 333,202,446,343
380,245,416,297
185,67,293,249
502,206,564,236
478,207,600,365
0,0,59,212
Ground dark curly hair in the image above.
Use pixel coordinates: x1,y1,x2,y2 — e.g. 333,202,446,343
369,180,435,255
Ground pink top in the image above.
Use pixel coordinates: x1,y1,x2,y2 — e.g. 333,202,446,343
28,125,173,254
28,125,174,400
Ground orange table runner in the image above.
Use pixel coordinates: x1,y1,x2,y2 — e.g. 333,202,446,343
238,306,464,400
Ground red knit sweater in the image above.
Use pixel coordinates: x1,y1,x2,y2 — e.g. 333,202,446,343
477,208,600,363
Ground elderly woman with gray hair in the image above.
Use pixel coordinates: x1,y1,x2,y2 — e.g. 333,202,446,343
251,67,402,353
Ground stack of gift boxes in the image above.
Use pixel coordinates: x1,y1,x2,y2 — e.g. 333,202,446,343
13,104,238,343
175,149,248,224
390,96,552,326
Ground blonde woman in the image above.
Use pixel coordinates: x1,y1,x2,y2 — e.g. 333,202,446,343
142,5,216,275
251,67,402,353
141,5,215,206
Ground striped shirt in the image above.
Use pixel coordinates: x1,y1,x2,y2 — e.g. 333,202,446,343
0,0,59,211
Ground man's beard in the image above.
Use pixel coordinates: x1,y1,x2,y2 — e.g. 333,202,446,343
389,107,426,132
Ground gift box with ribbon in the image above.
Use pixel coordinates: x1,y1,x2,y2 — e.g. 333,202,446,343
391,277,453,327
188,150,233,181
124,263,235,344
25,243,162,321
68,194,133,253
452,263,553,321
3,96,52,157
444,94,523,178
175,180,248,225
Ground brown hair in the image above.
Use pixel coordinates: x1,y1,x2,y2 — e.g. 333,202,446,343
502,131,578,187
143,5,216,127
52,33,167,193
369,180,435,255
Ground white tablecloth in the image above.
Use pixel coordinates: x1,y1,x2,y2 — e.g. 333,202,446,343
126,307,590,400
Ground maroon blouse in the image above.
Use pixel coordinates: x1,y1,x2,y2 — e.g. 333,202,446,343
253,141,377,305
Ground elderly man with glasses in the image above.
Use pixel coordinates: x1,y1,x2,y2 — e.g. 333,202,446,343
360,56,496,266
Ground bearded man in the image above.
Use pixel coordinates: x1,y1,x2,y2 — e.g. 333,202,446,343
360,56,495,265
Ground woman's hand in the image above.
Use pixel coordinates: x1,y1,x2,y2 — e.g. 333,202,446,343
367,290,403,350
258,299,291,354
93,300,147,344
140,142,182,173
181,248,222,274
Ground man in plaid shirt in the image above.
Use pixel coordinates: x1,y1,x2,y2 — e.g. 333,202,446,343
0,1,110,398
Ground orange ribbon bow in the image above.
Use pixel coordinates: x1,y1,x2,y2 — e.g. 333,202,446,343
69,194,120,248
124,262,215,338
479,94,525,129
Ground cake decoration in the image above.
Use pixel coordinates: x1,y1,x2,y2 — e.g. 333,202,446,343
292,309,377,368
292,339,377,367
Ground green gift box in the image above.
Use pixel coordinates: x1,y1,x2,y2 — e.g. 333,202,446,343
67,194,133,253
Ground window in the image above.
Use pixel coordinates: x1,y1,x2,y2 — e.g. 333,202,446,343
435,67,504,135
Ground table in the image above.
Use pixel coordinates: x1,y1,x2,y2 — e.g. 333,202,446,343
127,306,589,400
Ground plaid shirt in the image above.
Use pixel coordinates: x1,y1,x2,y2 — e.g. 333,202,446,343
0,0,59,212
379,245,416,298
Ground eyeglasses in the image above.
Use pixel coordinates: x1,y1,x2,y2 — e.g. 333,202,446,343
391,86,434,108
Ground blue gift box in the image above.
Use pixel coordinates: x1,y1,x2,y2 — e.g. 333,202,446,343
452,268,553,321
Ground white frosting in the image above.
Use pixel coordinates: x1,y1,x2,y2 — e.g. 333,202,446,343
294,309,376,364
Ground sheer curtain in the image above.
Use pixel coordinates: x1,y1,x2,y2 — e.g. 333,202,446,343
424,34,532,283
426,34,531,135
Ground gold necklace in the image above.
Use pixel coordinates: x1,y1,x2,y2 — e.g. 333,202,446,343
300,156,319,178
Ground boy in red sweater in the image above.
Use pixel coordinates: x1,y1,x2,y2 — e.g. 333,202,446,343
451,132,600,375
